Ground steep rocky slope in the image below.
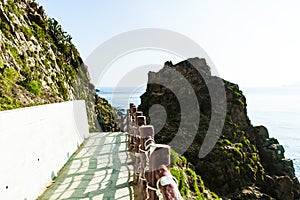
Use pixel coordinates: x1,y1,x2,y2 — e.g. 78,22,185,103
139,58,300,199
0,0,117,131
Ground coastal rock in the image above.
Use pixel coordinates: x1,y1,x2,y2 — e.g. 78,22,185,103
229,186,274,200
264,175,294,199
139,58,300,199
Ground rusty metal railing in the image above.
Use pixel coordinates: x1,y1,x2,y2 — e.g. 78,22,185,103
126,103,183,200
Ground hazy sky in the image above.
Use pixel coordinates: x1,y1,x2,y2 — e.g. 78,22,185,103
37,0,300,88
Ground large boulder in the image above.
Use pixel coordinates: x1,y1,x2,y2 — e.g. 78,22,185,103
139,58,300,199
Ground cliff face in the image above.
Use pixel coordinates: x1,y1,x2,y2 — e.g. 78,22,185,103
139,57,300,199
0,0,116,131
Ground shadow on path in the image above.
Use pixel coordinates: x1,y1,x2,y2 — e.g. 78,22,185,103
38,132,136,200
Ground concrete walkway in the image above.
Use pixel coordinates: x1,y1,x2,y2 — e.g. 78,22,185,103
38,132,136,200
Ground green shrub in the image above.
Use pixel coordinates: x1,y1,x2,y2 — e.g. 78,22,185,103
233,91,242,98
233,147,243,160
243,137,251,146
260,169,265,181
62,64,76,83
47,18,72,55
57,80,68,100
238,98,245,106
186,169,203,198
235,143,243,148
32,22,45,41
211,192,220,199
3,68,19,82
19,26,33,40
5,0,19,14
0,19,11,36
0,94,22,110
222,139,231,145
5,43,23,66
181,156,187,166
170,168,189,197
0,76,12,91
252,144,257,152
252,153,258,162
25,80,42,96
20,66,31,79
170,149,179,167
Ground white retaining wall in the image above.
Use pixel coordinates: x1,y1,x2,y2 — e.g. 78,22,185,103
0,101,89,200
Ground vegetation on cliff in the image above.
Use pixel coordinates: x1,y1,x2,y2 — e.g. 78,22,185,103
170,150,220,200
0,0,116,131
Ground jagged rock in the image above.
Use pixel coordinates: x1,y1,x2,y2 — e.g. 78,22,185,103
264,175,294,200
139,58,300,199
229,186,275,200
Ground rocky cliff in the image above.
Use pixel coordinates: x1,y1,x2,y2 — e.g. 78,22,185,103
139,58,300,199
0,0,117,131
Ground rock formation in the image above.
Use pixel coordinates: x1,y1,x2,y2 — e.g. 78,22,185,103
0,0,117,131
139,57,300,199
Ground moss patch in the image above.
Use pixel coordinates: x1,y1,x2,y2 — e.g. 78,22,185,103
170,151,220,199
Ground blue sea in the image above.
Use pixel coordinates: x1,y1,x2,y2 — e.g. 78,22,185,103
243,87,300,180
96,86,146,110
96,86,300,179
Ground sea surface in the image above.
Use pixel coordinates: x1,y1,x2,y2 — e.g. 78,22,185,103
96,86,146,111
97,86,300,179
243,87,300,180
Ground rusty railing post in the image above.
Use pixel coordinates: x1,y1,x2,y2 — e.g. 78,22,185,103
148,144,170,200
126,104,183,200
128,106,137,151
133,116,146,184
139,125,155,199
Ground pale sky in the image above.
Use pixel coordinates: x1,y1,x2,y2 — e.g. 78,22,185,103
37,0,300,88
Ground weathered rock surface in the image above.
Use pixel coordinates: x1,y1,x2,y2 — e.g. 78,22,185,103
139,57,300,199
0,0,116,131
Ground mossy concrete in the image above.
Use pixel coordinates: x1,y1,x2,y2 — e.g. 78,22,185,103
38,132,137,200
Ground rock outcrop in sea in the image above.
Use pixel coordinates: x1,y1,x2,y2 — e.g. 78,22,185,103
139,57,300,199
0,0,117,131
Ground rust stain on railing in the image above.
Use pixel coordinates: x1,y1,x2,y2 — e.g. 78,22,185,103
125,103,183,200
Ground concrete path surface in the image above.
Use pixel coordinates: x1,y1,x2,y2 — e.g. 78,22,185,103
38,132,136,200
